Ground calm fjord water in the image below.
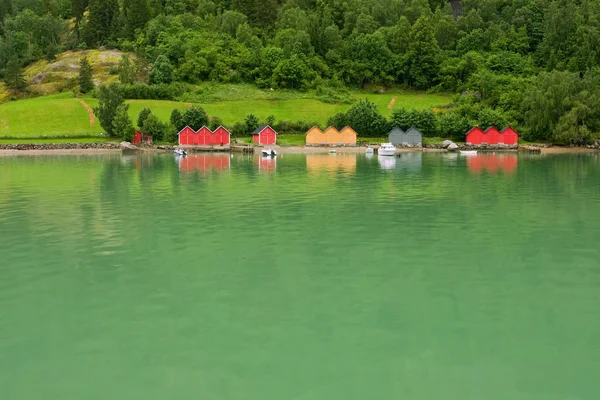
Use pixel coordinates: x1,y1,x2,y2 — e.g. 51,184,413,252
1,152,600,400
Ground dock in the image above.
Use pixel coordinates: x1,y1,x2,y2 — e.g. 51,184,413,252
230,145,255,153
519,146,542,154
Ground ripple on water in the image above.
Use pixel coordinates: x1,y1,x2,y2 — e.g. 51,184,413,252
1,152,600,399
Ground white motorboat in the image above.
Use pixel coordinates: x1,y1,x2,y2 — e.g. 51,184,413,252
460,150,478,156
365,146,374,154
262,148,277,157
329,149,338,154
174,148,187,156
378,143,396,156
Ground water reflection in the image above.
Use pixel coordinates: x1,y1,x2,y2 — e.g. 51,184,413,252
467,153,518,175
306,153,357,174
178,153,231,173
396,152,422,173
258,155,277,173
377,155,396,170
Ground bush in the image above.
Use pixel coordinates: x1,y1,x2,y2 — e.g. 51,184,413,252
329,99,389,137
245,114,259,134
141,114,168,141
94,84,124,137
113,104,135,141
170,109,184,131
113,83,186,100
273,120,318,134
390,108,438,136
137,108,152,129
181,106,209,130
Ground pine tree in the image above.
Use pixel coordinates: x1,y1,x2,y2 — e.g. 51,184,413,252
137,108,152,129
124,0,151,37
118,55,136,84
4,57,27,92
85,0,119,46
113,104,135,142
407,16,440,89
78,57,95,93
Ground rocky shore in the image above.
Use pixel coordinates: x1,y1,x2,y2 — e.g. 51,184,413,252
0,143,121,151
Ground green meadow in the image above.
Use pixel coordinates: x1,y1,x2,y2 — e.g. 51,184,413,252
0,88,452,140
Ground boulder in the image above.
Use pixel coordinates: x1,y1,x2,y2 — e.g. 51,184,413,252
447,142,459,151
120,141,140,152
442,140,454,148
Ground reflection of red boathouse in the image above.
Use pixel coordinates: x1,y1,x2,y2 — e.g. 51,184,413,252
467,154,518,174
178,154,230,172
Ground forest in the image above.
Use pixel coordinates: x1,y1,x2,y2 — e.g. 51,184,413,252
2,0,600,143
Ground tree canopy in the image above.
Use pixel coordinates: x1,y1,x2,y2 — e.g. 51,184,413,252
3,0,600,142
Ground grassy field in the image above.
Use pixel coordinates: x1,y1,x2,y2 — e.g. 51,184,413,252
0,87,453,139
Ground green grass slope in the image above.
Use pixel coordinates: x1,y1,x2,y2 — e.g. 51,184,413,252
0,88,452,139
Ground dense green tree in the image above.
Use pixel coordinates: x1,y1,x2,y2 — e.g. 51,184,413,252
113,104,135,141
85,0,119,45
330,99,389,137
137,107,152,129
141,113,168,141
181,106,208,130
150,55,174,84
245,113,259,133
524,70,600,144
3,57,27,92
231,0,278,26
407,16,440,89
220,10,248,37
124,0,151,37
94,84,124,137
78,56,94,93
170,108,184,131
118,54,136,84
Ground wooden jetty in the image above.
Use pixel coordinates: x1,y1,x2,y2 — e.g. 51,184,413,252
519,145,541,154
230,145,255,153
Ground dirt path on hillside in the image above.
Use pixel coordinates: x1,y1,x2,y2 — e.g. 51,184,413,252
75,98,95,126
387,96,397,109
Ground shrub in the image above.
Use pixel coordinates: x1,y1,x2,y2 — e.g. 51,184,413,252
141,114,168,141
181,106,209,130
94,84,124,137
113,104,135,141
137,108,152,129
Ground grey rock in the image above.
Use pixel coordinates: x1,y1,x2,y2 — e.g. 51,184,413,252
442,140,453,148
120,141,140,152
448,142,459,151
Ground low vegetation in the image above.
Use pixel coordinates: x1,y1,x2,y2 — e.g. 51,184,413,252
2,0,600,144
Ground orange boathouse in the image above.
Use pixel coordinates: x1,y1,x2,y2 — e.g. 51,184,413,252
305,126,357,145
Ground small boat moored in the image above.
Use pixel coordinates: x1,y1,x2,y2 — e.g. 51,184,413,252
460,150,478,156
365,146,374,154
262,148,277,157
174,148,187,156
378,143,396,156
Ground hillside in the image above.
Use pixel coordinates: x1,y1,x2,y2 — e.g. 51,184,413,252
0,50,128,101
0,89,452,139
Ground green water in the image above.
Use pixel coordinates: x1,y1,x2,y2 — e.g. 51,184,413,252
1,152,599,399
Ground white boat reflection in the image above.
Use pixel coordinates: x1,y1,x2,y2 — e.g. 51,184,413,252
378,155,396,170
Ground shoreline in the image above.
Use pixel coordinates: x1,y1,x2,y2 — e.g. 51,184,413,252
0,144,597,156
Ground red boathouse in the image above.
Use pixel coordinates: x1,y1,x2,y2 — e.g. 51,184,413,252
466,126,519,145
132,131,152,145
251,125,277,145
177,126,231,146
501,126,519,145
466,127,485,144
